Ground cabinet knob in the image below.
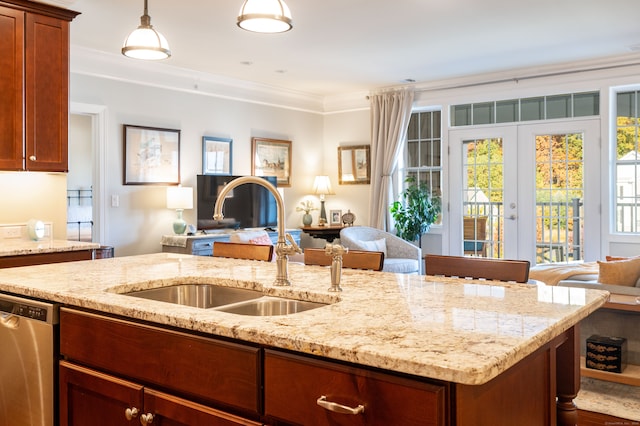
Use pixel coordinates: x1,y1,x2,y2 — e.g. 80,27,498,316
124,407,139,420
316,395,365,415
29,155,36,161
140,413,154,425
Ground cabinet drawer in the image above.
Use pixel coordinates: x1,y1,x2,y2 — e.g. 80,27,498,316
192,240,215,252
60,308,261,415
264,350,447,426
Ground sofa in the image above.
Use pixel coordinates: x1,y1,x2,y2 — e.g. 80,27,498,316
339,226,421,274
530,258,640,297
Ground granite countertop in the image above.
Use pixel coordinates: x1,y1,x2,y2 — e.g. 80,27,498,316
0,239,100,257
0,253,608,385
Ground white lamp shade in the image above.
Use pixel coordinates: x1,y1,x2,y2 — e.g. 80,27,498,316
166,186,193,209
122,26,171,60
237,0,293,33
313,176,334,196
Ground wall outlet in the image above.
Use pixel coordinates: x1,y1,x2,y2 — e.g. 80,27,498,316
0,226,22,239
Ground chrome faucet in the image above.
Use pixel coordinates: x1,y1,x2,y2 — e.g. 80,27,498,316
213,176,301,286
325,243,348,292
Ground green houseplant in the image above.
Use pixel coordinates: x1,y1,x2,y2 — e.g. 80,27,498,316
390,176,441,243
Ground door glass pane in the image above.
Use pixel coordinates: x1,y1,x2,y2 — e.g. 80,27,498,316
535,133,584,263
463,139,504,257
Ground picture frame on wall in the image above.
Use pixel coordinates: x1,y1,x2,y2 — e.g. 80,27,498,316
123,124,181,185
251,137,292,187
330,209,343,226
202,136,232,175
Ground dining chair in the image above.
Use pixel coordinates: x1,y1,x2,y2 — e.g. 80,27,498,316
212,241,274,262
304,248,385,271
463,216,488,256
424,254,530,283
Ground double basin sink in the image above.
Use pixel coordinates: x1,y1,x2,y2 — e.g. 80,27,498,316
123,283,328,316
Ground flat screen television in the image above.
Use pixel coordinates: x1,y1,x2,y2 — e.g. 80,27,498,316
196,175,278,231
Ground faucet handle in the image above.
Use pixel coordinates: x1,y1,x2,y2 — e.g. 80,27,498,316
325,243,348,257
285,233,302,253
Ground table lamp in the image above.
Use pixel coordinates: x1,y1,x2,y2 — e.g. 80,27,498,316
313,175,334,225
166,186,193,234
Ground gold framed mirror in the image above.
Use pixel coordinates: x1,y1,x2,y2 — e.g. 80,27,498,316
338,145,370,185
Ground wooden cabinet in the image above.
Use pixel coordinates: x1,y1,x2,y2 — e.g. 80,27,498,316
60,361,261,426
0,249,94,268
59,308,262,421
264,350,448,426
0,1,78,172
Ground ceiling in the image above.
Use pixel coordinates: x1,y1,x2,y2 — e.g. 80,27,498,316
54,0,640,98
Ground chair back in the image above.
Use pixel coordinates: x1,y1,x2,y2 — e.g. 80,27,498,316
304,248,384,271
424,254,530,283
213,241,274,262
463,216,488,256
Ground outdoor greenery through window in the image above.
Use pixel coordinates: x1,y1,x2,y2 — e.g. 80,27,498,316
404,110,442,202
616,91,640,233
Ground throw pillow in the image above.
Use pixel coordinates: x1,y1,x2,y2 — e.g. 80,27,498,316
249,234,273,245
356,238,387,257
230,230,270,244
597,257,640,287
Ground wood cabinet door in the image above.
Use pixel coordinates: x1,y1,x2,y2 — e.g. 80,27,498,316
0,5,24,170
143,388,262,426
264,350,447,426
59,361,144,426
24,12,69,172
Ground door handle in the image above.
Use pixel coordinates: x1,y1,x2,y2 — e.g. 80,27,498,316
0,313,19,329
507,215,517,220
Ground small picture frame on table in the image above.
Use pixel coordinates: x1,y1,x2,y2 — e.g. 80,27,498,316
202,136,232,175
330,209,342,226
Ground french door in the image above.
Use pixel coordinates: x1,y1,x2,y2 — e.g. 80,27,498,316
448,119,600,264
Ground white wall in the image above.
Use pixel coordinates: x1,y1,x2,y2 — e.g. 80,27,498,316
70,73,346,256
0,172,68,239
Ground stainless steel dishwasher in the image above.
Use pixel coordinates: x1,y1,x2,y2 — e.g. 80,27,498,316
0,293,58,426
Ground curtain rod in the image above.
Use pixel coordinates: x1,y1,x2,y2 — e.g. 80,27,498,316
366,59,640,99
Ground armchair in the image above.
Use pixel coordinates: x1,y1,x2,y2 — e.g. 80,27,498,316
339,226,421,274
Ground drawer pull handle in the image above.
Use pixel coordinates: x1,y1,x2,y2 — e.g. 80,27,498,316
317,396,364,415
141,413,154,425
124,407,139,420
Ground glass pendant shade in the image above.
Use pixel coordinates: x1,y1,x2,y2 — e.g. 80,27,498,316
122,0,171,60
237,0,293,33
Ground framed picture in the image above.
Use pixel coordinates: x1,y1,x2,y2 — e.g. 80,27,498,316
251,137,292,187
123,124,180,185
338,145,370,185
202,136,232,175
330,209,342,226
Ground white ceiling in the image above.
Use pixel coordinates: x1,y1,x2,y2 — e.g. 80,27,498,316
56,0,640,98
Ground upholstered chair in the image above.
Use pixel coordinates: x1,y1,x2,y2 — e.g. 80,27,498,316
339,226,421,274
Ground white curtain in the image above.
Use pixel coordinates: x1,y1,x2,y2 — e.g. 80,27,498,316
368,89,414,230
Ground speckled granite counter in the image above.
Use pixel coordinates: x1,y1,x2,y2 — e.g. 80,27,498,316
0,253,607,386
0,239,99,257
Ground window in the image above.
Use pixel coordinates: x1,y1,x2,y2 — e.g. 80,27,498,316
403,110,442,198
615,91,640,233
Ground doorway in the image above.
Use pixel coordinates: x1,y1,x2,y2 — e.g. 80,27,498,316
449,119,600,264
68,103,106,244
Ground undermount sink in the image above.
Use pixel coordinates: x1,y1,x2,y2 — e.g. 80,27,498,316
215,297,328,316
122,284,329,315
124,284,262,309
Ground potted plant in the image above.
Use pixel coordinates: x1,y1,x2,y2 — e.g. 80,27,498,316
389,176,441,244
296,200,318,226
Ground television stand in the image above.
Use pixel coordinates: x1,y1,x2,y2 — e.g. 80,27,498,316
161,229,301,256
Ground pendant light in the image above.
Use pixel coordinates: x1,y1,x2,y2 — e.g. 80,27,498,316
237,0,293,33
122,0,171,60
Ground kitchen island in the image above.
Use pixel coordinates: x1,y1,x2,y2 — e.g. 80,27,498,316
0,239,100,267
0,253,607,425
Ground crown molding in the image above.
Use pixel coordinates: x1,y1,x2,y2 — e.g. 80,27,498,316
70,45,327,114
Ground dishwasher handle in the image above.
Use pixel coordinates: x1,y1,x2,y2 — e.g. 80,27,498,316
0,312,20,329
